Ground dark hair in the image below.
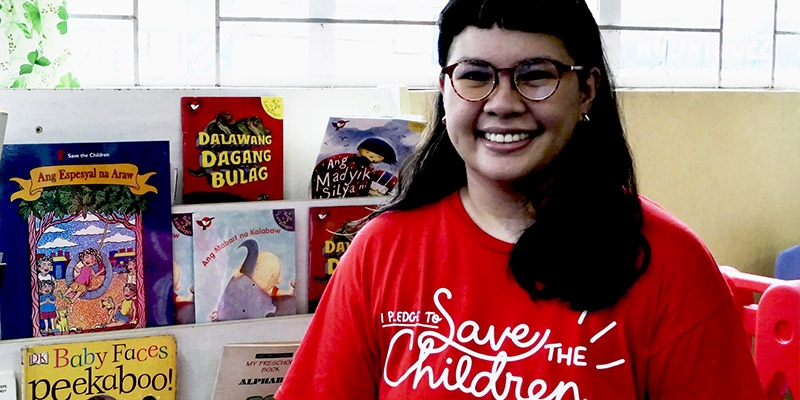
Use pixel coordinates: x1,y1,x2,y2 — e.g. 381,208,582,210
38,279,55,290
124,282,137,293
357,138,397,164
37,256,53,268
78,248,101,263
374,0,650,312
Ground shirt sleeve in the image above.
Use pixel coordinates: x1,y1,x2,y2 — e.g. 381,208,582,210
276,223,381,400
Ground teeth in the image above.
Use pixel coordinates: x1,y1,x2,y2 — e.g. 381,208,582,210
484,132,529,143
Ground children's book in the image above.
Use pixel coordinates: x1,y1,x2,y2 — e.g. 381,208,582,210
310,116,425,199
0,141,175,339
192,208,296,323
172,213,195,324
211,342,299,400
22,335,177,400
181,96,284,203
308,203,380,312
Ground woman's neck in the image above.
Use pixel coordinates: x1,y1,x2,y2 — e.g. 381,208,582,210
459,183,536,243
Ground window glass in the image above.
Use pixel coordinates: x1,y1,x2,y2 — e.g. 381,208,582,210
774,35,800,88
138,0,215,86
67,0,133,15
333,24,439,87
777,0,800,31
608,0,721,29
69,19,135,86
334,0,446,21
720,0,774,87
607,30,720,87
220,0,309,18
219,22,310,86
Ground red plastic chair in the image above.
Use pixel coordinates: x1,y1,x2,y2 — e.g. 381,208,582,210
719,265,800,399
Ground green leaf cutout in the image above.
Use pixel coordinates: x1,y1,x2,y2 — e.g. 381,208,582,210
27,50,39,64
19,64,34,75
35,56,51,67
23,1,42,34
16,23,33,39
56,73,81,88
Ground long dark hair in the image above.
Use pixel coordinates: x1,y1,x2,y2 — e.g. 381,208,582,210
373,0,650,312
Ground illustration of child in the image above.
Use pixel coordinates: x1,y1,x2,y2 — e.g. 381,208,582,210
126,259,138,284
38,280,57,334
36,256,55,285
311,138,398,198
62,248,102,303
108,283,137,327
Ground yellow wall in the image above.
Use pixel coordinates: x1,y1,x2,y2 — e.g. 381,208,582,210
408,89,800,277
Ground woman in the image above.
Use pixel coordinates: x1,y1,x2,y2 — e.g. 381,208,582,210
277,0,765,398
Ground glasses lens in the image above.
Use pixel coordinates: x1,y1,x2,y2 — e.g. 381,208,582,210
515,59,560,100
451,61,495,101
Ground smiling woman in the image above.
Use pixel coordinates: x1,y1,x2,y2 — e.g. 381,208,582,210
275,0,768,399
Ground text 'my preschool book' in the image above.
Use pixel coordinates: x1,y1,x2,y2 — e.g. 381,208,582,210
0,141,175,340
211,342,299,400
310,116,425,199
181,96,284,204
23,335,177,400
308,203,381,312
192,207,297,323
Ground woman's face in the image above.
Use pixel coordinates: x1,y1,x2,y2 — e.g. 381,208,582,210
439,26,597,185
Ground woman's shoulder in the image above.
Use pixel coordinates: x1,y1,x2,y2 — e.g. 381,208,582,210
639,196,709,252
358,192,459,235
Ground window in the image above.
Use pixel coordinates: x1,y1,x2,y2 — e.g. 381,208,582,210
59,0,798,89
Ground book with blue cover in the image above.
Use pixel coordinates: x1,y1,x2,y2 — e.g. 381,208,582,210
0,141,175,339
310,116,425,199
192,207,297,323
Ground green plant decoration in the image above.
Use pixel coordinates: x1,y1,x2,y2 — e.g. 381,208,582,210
0,0,80,88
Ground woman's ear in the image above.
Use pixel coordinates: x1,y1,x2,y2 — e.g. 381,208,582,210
580,67,601,114
438,73,446,94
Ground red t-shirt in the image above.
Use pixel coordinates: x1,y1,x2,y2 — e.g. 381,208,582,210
277,192,765,400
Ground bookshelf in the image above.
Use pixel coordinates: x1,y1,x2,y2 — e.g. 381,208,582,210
0,87,410,399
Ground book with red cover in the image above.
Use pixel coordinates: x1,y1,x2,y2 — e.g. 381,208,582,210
308,203,380,312
181,96,284,204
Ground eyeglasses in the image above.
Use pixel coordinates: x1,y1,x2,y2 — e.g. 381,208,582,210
441,58,584,102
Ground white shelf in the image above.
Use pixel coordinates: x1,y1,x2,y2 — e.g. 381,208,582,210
0,87,408,400
0,314,313,400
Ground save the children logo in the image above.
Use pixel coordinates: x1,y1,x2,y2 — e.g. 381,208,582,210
380,288,626,400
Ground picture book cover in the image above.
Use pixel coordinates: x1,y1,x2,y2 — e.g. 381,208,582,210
22,335,177,400
192,208,296,323
308,203,380,312
211,342,299,400
181,96,284,203
172,213,195,324
0,141,175,340
310,116,425,199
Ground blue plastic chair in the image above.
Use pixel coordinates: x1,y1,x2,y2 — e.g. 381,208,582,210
775,245,800,280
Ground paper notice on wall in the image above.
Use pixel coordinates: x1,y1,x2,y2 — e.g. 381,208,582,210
0,370,17,400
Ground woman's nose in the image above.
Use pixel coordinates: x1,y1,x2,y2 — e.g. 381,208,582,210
483,71,526,116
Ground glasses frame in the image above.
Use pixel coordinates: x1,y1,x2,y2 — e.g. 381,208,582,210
441,57,584,102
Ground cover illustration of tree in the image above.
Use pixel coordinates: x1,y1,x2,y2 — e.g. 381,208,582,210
0,141,174,339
